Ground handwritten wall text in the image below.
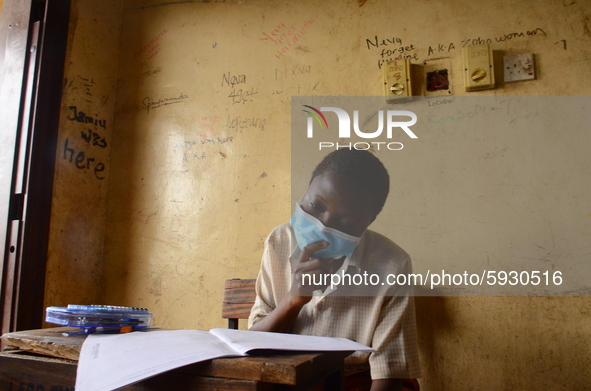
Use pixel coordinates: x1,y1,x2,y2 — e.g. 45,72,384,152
64,104,109,180
142,93,189,113
135,29,168,60
260,20,315,60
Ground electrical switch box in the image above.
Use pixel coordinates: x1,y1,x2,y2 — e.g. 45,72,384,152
503,53,535,82
463,44,495,91
383,58,412,102
422,57,453,97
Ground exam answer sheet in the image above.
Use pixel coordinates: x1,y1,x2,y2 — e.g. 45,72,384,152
75,328,373,391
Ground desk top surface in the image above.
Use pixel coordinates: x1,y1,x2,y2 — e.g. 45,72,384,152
2,327,83,360
1,327,350,386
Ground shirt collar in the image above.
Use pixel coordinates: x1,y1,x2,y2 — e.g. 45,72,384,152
348,232,365,272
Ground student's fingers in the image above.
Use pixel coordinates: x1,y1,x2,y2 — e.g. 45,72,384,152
290,257,321,273
299,241,329,262
301,259,323,274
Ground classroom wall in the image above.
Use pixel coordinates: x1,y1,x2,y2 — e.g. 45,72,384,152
45,0,591,389
44,0,122,308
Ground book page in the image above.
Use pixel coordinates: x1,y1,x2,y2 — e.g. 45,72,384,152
209,328,374,355
75,330,242,391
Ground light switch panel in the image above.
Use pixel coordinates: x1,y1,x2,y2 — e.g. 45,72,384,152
383,58,412,102
463,44,495,91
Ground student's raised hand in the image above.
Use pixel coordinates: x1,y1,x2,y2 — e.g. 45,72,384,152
289,241,333,305
249,241,334,333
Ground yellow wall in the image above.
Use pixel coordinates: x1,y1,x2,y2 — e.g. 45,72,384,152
45,0,122,308
45,0,591,389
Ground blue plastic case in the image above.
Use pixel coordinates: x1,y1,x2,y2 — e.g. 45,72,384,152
45,305,153,334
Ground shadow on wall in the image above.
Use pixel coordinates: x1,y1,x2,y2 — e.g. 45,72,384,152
414,293,459,391
414,295,591,391
414,292,454,387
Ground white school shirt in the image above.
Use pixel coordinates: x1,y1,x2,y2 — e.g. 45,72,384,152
248,223,422,379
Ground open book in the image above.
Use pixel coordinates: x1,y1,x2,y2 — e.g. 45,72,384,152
75,328,373,391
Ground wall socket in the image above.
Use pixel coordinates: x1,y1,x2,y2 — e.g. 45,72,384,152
503,53,535,82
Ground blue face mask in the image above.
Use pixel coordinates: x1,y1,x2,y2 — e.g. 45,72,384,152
290,203,362,260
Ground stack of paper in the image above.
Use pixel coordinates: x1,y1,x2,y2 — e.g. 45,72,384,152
76,328,373,391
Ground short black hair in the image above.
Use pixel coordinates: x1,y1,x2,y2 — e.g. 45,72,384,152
310,149,390,216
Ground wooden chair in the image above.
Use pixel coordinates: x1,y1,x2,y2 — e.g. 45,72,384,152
221,278,257,329
221,278,419,391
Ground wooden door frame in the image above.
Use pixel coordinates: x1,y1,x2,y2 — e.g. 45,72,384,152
0,0,71,334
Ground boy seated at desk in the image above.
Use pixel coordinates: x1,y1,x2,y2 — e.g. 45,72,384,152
248,149,421,391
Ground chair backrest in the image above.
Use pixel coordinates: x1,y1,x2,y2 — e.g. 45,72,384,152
222,279,257,329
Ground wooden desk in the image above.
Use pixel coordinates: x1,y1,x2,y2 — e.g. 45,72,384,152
1,328,349,391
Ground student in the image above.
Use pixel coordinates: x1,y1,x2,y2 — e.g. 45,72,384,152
248,148,421,391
